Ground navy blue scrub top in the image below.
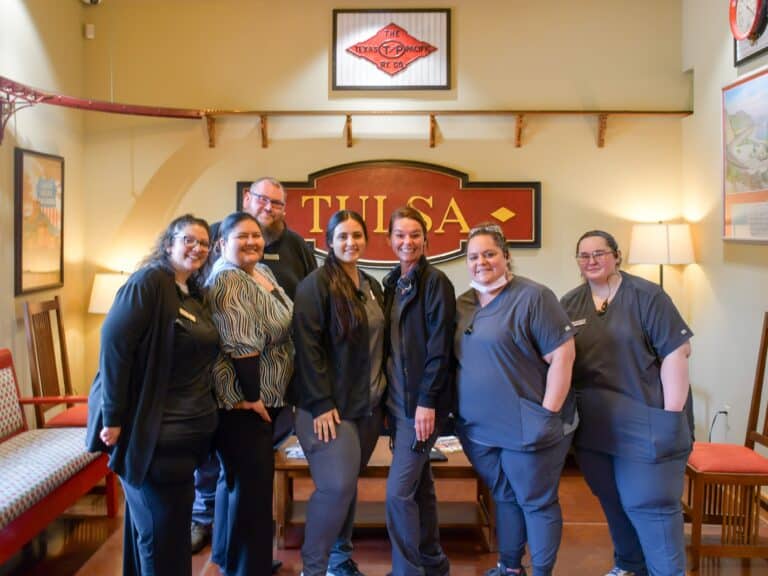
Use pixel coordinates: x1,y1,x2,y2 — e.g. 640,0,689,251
455,276,575,451
560,272,694,461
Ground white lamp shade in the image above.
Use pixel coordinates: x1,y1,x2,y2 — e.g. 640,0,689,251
88,273,128,314
628,223,694,265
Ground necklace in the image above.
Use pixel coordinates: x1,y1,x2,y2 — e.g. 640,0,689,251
595,274,617,316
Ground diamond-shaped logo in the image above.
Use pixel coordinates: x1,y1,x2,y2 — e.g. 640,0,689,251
491,207,517,223
346,23,437,76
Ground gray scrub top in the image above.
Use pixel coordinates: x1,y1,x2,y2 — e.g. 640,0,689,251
560,272,694,461
454,276,575,451
361,276,387,408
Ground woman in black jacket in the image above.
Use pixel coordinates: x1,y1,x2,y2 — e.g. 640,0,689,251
88,214,218,576
293,210,385,576
383,206,455,576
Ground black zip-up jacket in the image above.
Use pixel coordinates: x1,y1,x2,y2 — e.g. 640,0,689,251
383,255,456,420
292,265,385,419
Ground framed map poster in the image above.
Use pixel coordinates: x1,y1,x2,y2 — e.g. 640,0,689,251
14,147,65,294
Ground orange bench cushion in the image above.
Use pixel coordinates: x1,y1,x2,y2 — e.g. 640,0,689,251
44,404,88,428
687,441,768,474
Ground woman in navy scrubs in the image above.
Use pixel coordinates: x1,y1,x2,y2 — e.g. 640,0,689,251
560,230,693,576
454,223,577,576
383,206,455,576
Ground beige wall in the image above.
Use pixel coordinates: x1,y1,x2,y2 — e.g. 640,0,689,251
6,1,761,443
682,0,768,444
0,0,87,398
78,0,691,386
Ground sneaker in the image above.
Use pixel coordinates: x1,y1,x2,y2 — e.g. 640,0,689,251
605,569,635,576
190,521,212,554
484,562,527,576
327,558,366,576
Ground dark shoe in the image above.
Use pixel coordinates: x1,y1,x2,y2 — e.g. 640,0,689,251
272,559,283,573
484,563,526,576
327,558,366,576
190,521,212,554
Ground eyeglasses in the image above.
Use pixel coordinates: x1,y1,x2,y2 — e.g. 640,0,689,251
575,250,614,262
175,234,210,250
252,193,286,209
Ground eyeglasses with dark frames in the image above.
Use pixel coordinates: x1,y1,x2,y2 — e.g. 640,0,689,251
575,250,615,262
174,234,211,250
252,193,286,209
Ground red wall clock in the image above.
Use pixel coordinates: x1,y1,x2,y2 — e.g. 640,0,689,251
730,0,767,41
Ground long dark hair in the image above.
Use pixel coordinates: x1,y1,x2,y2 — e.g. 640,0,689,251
324,210,368,340
140,214,211,294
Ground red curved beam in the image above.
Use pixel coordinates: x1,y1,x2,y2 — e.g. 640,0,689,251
0,75,203,119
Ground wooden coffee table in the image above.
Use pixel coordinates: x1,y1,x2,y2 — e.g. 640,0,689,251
274,435,496,551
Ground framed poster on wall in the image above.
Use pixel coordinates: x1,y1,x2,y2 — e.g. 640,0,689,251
332,9,450,90
14,147,65,294
722,67,768,242
735,32,768,66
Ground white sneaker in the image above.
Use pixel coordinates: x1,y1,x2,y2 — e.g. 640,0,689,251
605,568,635,576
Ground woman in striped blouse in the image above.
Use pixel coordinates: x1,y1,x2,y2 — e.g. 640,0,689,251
207,211,294,576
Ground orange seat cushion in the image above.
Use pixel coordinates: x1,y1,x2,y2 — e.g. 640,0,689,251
687,441,768,474
44,404,88,428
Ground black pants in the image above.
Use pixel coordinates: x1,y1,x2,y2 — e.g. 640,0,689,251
121,435,210,576
214,407,279,576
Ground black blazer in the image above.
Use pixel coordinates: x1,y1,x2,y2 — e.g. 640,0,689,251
292,265,384,419
383,255,456,420
86,265,181,485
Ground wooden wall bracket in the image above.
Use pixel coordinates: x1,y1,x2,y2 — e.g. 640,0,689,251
345,114,353,148
597,113,608,148
260,114,268,148
429,114,437,148
515,114,524,148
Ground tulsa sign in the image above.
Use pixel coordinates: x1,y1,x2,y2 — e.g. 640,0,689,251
237,160,540,268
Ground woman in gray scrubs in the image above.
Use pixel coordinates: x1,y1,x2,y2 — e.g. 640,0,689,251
560,230,693,576
383,206,455,576
293,210,386,576
454,224,577,576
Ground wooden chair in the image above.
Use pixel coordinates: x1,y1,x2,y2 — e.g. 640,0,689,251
23,295,88,428
0,348,117,564
683,311,768,571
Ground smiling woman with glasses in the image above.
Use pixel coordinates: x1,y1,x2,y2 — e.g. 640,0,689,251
560,229,694,576
206,211,294,576
453,222,577,576
86,214,218,576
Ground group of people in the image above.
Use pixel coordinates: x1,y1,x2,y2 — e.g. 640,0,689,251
86,176,694,576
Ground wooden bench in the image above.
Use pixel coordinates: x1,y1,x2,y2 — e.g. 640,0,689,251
274,435,496,551
0,348,117,565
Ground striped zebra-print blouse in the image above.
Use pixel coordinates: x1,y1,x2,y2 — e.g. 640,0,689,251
208,258,294,409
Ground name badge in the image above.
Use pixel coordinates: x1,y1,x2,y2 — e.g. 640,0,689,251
263,253,280,261
572,318,587,327
179,308,197,323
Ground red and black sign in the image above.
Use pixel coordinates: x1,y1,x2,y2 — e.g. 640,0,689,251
346,23,437,76
237,160,540,268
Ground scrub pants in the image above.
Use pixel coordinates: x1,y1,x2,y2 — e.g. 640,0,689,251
214,407,278,576
295,406,383,576
120,435,210,576
386,415,449,576
459,431,572,576
192,453,219,526
576,448,687,576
